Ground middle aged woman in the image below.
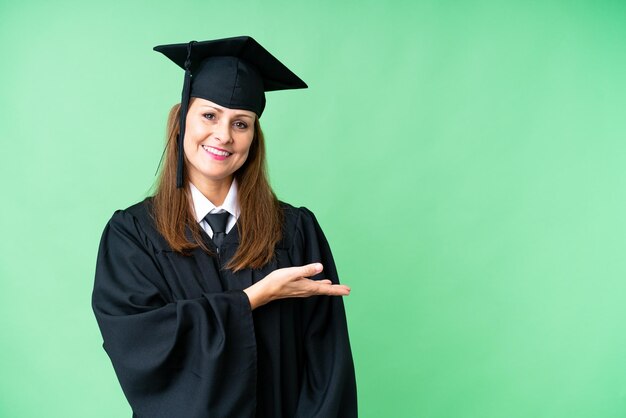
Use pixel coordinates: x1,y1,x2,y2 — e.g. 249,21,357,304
92,36,358,417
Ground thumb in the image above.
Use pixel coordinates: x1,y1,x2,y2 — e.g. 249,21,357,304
300,263,323,277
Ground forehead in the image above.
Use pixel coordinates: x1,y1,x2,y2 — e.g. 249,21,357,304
190,97,256,118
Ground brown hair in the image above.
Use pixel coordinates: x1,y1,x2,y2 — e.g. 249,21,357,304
150,102,283,272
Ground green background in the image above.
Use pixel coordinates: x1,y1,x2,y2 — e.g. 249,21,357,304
2,0,626,417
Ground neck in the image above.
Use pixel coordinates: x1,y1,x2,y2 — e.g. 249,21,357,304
190,175,233,206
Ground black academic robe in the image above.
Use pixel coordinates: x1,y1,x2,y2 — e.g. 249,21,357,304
91,197,357,418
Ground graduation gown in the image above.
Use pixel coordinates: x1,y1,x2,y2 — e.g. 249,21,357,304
91,197,357,418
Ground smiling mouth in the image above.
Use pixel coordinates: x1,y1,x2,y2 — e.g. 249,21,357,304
202,145,232,157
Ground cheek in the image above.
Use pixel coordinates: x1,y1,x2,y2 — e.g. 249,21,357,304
184,117,211,141
182,124,208,153
239,150,250,163
235,134,254,155
182,136,195,157
232,137,254,166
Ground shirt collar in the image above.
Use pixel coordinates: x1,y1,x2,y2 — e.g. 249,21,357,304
189,179,241,223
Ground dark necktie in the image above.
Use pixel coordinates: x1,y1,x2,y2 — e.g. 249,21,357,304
204,212,230,250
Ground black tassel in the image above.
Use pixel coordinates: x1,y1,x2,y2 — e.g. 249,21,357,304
176,40,196,188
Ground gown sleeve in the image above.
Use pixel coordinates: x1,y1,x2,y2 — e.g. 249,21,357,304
91,209,257,418
291,207,358,418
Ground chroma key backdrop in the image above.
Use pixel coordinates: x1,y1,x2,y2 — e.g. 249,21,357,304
2,1,626,417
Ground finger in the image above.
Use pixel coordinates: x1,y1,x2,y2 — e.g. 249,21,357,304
297,263,323,278
315,283,351,296
271,263,323,281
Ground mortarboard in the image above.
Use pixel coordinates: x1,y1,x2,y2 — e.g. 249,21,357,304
153,36,308,188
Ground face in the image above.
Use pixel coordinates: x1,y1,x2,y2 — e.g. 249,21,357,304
183,97,256,188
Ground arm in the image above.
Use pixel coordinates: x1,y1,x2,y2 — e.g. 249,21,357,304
243,263,350,310
91,210,256,418
292,207,358,418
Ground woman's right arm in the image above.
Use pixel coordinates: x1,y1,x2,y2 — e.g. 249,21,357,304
92,210,257,418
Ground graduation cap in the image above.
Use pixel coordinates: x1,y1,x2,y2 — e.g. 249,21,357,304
153,36,308,188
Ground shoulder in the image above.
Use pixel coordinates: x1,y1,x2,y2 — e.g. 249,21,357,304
106,196,154,226
278,200,327,247
102,196,166,250
277,201,337,271
279,200,318,228
127,196,156,224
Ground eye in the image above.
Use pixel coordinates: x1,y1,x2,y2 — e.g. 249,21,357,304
234,121,248,129
202,113,216,120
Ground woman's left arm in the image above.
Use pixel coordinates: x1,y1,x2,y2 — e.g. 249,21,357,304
292,207,358,418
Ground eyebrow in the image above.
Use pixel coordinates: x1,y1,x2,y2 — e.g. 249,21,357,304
201,105,255,119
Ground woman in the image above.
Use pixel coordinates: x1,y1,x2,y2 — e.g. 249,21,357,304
91,36,357,418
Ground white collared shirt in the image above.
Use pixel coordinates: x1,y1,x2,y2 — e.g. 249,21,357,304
189,180,240,239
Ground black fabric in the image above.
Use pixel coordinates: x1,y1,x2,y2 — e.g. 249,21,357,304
153,36,308,118
91,198,357,418
204,212,230,250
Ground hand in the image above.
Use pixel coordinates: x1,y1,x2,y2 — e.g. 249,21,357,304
243,263,351,310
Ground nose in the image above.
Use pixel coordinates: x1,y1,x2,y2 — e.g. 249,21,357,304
213,119,233,143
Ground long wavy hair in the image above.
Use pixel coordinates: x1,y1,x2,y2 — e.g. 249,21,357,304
150,101,283,272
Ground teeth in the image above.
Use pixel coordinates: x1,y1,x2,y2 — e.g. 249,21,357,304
202,145,231,157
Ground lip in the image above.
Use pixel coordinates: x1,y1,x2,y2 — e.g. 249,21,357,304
202,145,232,161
